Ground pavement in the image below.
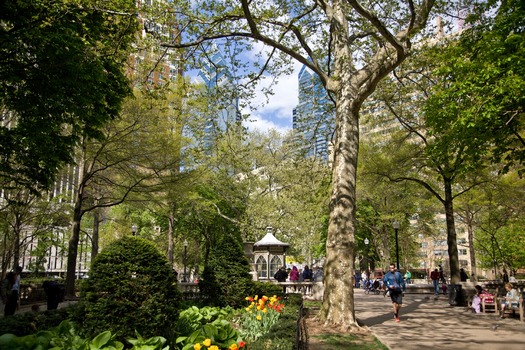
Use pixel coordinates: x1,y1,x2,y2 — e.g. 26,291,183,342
0,299,76,317
354,291,525,350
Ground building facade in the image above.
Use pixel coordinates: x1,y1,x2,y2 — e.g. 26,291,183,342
292,65,335,162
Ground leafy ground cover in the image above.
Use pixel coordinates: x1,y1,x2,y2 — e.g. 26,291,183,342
304,302,388,350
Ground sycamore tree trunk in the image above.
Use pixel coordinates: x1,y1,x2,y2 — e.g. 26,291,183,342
163,0,436,330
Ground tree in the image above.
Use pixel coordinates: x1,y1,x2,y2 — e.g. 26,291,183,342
425,0,525,173
159,0,437,328
0,0,138,193
65,92,184,297
365,0,525,282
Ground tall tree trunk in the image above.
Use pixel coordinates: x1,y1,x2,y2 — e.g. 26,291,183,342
91,209,100,262
444,178,460,283
466,211,477,282
13,214,21,269
65,146,87,297
168,210,175,266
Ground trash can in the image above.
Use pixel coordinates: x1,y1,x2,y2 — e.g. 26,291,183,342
448,284,463,306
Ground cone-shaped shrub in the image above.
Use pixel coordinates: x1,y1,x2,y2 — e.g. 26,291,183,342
199,232,254,308
72,236,181,343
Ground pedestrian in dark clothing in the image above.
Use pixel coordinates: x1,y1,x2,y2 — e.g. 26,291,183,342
460,268,468,282
502,269,509,283
303,265,313,281
274,266,288,282
430,268,440,296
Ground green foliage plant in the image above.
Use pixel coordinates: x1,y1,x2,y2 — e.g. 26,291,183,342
176,320,244,350
126,331,168,350
71,236,181,344
0,319,170,350
176,305,234,336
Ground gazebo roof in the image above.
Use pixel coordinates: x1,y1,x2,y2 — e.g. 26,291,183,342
254,227,289,247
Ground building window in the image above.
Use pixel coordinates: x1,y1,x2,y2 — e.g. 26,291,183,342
270,256,283,279
459,249,467,255
421,242,427,248
434,250,448,256
255,256,267,278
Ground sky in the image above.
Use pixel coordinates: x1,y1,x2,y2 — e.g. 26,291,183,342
241,62,302,135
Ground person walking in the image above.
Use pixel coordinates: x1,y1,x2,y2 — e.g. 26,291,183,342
383,263,406,322
430,268,440,297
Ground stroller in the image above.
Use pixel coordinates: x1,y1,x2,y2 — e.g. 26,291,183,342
364,279,381,295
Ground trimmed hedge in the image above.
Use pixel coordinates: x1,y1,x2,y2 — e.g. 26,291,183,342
199,232,255,308
70,236,181,343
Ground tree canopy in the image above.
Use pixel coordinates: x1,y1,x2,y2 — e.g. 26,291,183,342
0,0,138,193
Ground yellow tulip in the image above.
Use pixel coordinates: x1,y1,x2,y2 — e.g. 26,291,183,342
194,343,202,350
203,339,212,347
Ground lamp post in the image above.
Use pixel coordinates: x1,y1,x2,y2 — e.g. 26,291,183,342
393,221,400,270
183,239,188,282
131,223,137,236
364,238,369,272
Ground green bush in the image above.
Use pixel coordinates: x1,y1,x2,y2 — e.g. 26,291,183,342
199,233,255,308
0,307,71,336
71,236,181,344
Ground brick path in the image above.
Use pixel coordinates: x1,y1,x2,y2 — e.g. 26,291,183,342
355,292,525,350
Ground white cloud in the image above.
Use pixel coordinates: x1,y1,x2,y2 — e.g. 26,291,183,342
242,62,301,134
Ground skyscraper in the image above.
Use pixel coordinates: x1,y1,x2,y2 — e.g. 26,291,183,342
293,65,335,162
195,45,241,151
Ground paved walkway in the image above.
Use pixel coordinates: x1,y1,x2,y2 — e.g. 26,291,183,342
354,291,525,350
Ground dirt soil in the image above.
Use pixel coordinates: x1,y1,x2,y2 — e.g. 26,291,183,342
305,308,384,350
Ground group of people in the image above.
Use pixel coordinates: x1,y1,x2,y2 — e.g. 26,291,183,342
0,266,23,316
470,282,520,318
430,265,449,296
273,265,321,283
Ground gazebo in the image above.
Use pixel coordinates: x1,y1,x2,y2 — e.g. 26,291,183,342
252,226,290,280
